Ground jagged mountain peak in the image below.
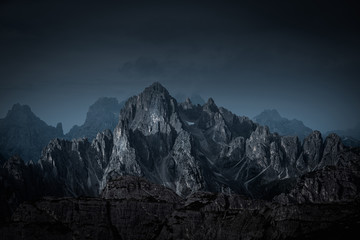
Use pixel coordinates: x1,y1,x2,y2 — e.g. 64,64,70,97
117,82,180,133
143,81,170,96
306,130,322,140
6,103,37,121
2,82,360,234
9,103,32,113
206,97,215,105
203,97,218,113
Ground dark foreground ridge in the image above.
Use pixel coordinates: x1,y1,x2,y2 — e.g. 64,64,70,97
1,174,360,240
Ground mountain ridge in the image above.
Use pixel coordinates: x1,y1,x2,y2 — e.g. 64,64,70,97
34,82,355,198
253,109,313,141
1,82,360,239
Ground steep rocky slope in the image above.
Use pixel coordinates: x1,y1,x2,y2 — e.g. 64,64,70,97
1,82,360,233
40,130,114,197
0,104,64,162
36,83,355,199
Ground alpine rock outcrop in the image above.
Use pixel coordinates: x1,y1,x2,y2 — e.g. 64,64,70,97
36,82,355,199
1,82,360,239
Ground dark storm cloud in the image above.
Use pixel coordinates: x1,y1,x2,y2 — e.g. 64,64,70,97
0,0,359,132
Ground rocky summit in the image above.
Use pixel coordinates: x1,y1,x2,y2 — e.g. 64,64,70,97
1,82,360,239
34,82,356,199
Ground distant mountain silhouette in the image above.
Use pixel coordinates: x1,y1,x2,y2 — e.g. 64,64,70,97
0,104,63,162
253,109,312,141
174,93,205,105
325,123,360,147
65,97,125,141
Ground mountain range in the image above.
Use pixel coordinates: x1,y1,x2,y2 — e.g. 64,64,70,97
0,98,125,163
0,94,206,163
254,109,360,147
35,83,351,198
1,82,360,239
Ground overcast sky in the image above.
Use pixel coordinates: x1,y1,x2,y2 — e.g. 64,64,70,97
1,0,359,133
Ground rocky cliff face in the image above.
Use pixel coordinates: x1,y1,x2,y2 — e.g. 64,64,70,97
66,97,124,141
0,83,360,234
39,129,114,197
0,104,64,162
30,83,355,199
275,147,360,204
1,82,360,239
103,82,204,196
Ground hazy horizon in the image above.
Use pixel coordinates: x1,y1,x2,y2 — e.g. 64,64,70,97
1,82,359,134
1,1,359,133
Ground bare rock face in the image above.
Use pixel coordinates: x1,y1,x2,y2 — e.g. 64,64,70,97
300,130,323,171
39,130,113,197
319,133,345,167
274,148,360,204
28,83,359,199
102,82,204,196
2,82,360,240
2,82,359,217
